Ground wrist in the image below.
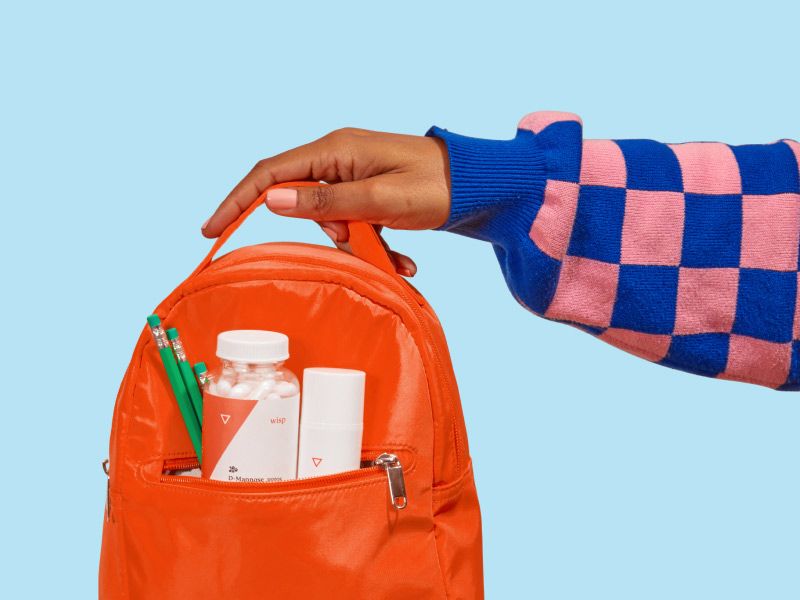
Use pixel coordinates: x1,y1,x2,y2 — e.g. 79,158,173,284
428,136,452,229
425,126,547,239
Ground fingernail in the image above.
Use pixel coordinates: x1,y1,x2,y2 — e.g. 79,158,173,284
321,226,339,243
201,218,210,230
398,268,413,277
266,188,298,210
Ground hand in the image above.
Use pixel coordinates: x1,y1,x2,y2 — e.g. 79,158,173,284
202,128,451,277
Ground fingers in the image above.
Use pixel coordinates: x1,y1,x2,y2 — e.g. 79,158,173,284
202,133,344,238
316,221,417,277
387,246,418,277
317,220,350,243
204,130,450,237
201,157,292,238
265,178,403,225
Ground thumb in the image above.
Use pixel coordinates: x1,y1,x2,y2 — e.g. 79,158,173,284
265,179,396,225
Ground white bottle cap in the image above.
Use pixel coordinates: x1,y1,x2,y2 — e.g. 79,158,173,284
301,368,365,426
216,330,289,364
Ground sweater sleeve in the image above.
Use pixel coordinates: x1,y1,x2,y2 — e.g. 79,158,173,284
427,112,800,390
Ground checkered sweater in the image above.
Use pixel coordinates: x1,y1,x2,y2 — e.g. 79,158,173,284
428,112,800,390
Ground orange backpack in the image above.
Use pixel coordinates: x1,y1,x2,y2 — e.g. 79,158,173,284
99,183,484,599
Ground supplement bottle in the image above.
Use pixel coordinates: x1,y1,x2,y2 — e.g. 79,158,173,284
297,368,365,478
202,330,300,482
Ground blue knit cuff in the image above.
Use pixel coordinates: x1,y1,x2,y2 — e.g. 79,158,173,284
426,126,547,237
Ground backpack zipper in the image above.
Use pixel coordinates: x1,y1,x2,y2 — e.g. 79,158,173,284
373,453,407,509
102,459,111,522
160,452,408,510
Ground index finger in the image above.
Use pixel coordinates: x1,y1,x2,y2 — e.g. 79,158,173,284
202,138,328,238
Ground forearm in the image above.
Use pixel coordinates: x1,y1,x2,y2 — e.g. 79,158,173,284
428,112,800,389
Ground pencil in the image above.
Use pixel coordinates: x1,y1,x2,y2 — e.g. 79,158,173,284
147,315,202,462
166,327,204,426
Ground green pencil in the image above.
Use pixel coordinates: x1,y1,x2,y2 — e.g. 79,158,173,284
166,327,204,427
194,362,210,390
147,315,202,463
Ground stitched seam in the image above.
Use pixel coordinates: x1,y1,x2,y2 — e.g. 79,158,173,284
431,461,475,599
432,460,474,504
451,419,463,474
111,342,149,599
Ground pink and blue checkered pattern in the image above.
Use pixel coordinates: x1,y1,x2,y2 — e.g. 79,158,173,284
428,112,800,389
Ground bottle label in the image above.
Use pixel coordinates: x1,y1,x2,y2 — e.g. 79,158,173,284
202,392,299,481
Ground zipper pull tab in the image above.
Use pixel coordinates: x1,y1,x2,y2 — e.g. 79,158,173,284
373,453,408,510
102,459,111,522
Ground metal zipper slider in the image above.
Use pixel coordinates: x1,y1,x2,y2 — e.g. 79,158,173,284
102,459,111,522
373,453,407,510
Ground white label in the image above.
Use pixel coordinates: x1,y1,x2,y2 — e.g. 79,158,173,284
202,392,300,481
297,423,363,479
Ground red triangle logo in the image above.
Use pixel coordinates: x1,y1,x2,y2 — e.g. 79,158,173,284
202,394,257,477
312,457,323,467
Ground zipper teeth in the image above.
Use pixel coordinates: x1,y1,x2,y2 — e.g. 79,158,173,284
161,448,393,472
163,457,201,470
160,464,383,491
160,449,407,491
191,249,462,468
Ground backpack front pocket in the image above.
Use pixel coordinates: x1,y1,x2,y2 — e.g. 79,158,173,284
117,447,448,600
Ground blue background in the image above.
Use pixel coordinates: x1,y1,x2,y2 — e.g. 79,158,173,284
2,1,798,597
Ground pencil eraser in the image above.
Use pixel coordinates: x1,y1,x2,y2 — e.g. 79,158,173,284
147,314,161,327
194,362,208,374
166,327,179,340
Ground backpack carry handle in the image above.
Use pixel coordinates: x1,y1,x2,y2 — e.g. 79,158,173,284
187,181,398,281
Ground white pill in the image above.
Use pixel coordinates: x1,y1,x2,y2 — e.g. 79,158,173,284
230,383,252,398
250,379,276,400
215,379,232,395
276,381,298,397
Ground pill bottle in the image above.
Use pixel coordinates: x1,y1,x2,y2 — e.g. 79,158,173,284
297,368,365,479
202,330,300,482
